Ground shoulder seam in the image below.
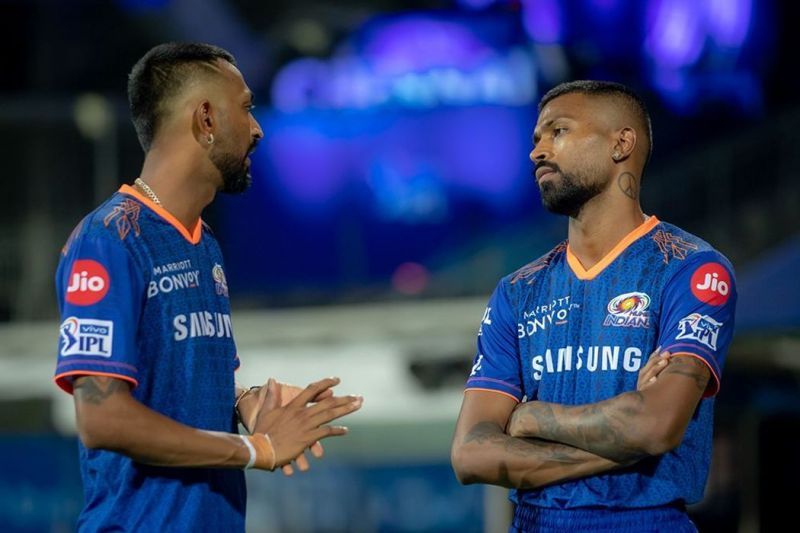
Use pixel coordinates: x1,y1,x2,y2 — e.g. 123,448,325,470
509,241,567,285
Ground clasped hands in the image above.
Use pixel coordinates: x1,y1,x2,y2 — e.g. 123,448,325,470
236,377,363,475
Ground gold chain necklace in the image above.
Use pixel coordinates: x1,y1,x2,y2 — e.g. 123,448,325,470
134,178,162,206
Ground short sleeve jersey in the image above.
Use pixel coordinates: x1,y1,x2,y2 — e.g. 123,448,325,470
54,185,245,532
465,216,737,509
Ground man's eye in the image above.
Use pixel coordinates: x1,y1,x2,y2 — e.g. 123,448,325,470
554,127,567,136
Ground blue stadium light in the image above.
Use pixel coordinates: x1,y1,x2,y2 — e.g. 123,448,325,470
270,16,536,111
521,0,564,44
706,0,752,48
644,0,705,69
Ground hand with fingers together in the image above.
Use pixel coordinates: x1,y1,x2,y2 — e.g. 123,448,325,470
637,346,672,391
238,379,332,475
243,377,363,472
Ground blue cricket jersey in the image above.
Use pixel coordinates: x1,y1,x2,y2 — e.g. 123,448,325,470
54,185,245,532
466,216,737,509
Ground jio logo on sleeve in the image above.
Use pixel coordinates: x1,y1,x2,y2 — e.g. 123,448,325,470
66,259,110,306
690,262,731,306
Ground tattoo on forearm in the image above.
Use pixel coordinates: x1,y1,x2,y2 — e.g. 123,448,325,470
462,421,615,488
662,357,709,392
517,393,649,463
617,172,638,200
465,422,592,463
74,377,129,405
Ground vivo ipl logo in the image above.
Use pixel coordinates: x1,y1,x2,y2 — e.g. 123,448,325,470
60,317,114,357
676,313,723,351
604,292,651,328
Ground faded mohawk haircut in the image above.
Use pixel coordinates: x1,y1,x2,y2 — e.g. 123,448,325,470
127,42,236,151
539,80,653,168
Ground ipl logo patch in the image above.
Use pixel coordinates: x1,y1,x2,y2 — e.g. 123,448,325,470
60,317,114,357
676,313,723,350
604,292,651,328
212,264,229,297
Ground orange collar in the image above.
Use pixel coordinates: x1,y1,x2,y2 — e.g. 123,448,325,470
566,216,659,280
119,184,203,244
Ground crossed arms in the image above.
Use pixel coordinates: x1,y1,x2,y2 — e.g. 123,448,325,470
450,352,710,489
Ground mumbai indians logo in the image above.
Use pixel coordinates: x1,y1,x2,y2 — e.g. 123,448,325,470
676,313,723,351
212,263,229,297
603,292,651,328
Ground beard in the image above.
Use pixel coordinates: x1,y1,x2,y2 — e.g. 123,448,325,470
211,143,254,194
537,162,606,218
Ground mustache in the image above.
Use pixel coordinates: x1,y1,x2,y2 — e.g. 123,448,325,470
534,161,561,176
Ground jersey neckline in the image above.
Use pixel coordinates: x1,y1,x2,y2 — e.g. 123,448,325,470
118,184,203,245
566,215,660,281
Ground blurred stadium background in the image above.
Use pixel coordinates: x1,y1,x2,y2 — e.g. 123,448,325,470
1,0,799,531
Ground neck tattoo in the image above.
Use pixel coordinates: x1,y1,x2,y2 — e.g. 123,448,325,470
617,172,638,200
134,178,162,206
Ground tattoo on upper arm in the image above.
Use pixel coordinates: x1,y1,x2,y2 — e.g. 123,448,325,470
662,356,710,392
74,376,130,405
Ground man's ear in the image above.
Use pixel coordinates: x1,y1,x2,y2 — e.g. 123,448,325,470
612,127,637,162
192,100,215,146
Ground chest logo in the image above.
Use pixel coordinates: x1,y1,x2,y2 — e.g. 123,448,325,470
212,264,229,298
517,296,579,338
149,260,199,299
604,292,651,328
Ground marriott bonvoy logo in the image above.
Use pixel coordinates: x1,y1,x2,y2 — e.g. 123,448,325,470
517,296,580,338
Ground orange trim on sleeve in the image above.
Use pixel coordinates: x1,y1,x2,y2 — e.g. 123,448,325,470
119,184,203,245
669,352,721,398
54,370,139,395
465,387,521,403
566,216,660,281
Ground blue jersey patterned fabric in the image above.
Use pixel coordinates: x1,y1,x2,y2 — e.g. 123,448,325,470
54,185,245,532
466,216,737,510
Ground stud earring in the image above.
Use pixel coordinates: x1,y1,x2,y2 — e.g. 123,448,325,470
612,151,621,161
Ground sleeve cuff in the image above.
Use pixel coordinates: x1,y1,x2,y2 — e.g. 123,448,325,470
54,358,139,394
465,377,523,402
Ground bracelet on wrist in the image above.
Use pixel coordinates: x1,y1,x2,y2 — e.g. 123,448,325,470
234,385,262,416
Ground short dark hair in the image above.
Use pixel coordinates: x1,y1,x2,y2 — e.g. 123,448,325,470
539,80,653,166
127,42,236,151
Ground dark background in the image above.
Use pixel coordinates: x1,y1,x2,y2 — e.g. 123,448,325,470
0,0,798,531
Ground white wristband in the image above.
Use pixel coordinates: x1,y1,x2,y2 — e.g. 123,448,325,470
240,434,257,470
